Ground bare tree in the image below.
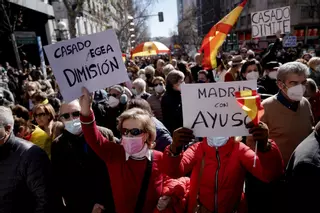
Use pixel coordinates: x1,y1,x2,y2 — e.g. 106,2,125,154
62,0,86,38
111,0,156,51
176,5,202,53
0,0,23,69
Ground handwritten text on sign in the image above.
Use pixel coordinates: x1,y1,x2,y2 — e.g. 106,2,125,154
283,36,297,47
251,6,290,38
181,81,257,137
44,29,129,102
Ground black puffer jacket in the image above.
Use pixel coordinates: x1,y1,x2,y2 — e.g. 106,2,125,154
161,87,183,134
0,133,57,213
51,127,115,213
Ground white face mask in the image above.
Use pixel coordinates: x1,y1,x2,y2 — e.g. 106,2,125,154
286,84,306,101
246,71,259,80
64,118,82,135
207,137,229,147
155,85,165,94
107,96,120,108
268,71,278,80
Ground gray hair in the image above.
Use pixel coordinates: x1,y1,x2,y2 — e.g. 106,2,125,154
0,106,14,127
306,78,318,93
166,70,185,88
133,78,147,92
163,64,175,76
277,62,309,82
144,66,155,76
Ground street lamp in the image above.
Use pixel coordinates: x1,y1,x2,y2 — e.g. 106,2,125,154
130,34,135,37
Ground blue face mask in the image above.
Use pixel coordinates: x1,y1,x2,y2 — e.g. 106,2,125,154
207,137,229,147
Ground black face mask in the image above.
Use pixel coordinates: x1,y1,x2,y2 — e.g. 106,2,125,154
198,80,205,83
146,74,151,79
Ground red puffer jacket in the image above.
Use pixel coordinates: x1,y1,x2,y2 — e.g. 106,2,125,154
162,138,284,213
153,177,190,213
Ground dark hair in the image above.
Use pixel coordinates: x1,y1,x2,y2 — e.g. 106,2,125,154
126,99,153,116
240,59,262,80
198,70,209,80
12,104,29,121
31,91,47,103
177,61,189,75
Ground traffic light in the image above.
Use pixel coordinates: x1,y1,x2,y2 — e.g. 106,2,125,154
158,12,164,22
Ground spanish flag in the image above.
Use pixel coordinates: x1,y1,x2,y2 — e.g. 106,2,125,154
200,0,248,69
122,53,126,62
235,90,264,125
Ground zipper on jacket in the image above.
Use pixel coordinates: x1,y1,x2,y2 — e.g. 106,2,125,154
214,147,221,213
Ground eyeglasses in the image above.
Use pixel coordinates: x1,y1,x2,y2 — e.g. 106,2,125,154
121,128,144,136
60,111,80,120
108,93,118,98
154,83,164,87
34,113,47,118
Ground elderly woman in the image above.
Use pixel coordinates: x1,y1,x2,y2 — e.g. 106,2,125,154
132,78,151,100
163,64,175,77
32,103,63,140
147,77,166,122
162,124,284,213
79,87,184,213
161,70,185,134
127,98,172,152
155,59,166,78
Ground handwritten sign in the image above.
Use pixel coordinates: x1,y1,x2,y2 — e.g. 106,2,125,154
181,81,257,137
44,29,129,102
283,36,297,47
251,6,291,38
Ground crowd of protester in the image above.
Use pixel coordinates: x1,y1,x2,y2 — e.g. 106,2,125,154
1,34,320,213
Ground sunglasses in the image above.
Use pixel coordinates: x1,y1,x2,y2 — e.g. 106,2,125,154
121,128,144,136
154,83,164,87
60,111,80,120
34,113,47,118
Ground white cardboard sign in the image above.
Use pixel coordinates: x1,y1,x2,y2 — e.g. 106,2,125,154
44,29,129,102
181,81,257,137
251,6,291,38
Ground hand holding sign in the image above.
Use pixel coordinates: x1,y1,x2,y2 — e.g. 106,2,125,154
79,87,93,116
171,127,194,155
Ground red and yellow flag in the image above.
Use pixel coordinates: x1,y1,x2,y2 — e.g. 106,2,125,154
235,90,264,125
122,53,126,62
199,0,248,69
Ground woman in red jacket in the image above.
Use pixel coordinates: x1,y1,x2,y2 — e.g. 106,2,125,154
79,87,176,213
162,122,284,213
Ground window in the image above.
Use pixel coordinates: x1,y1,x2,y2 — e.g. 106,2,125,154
301,6,315,19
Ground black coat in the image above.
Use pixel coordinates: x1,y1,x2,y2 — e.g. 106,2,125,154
258,76,279,96
161,87,183,134
0,134,57,213
286,131,320,213
51,128,115,213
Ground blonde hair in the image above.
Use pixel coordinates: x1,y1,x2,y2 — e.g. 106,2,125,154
32,104,56,121
117,108,156,147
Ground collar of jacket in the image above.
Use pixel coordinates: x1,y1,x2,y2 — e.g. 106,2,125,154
202,137,235,158
166,87,181,96
0,133,16,159
276,91,299,112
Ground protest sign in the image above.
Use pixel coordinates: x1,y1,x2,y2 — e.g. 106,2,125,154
251,6,291,38
283,36,297,47
44,29,129,102
181,80,257,137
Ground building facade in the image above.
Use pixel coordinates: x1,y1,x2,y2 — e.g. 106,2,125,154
220,0,320,51
52,0,110,43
